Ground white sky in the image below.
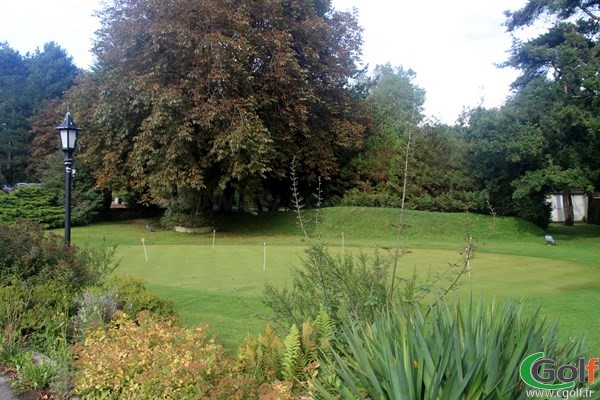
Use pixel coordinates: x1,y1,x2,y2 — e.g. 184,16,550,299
0,0,532,124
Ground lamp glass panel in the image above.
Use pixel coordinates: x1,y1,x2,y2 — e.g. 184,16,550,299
60,129,78,150
59,129,68,149
69,129,78,149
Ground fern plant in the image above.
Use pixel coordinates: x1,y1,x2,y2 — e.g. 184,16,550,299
239,307,335,386
238,324,284,382
282,324,303,381
313,306,335,355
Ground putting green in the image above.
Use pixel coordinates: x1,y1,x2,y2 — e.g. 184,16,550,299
112,242,600,350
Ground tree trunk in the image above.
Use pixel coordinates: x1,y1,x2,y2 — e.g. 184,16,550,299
268,194,279,211
219,185,235,213
237,190,245,212
562,188,574,226
253,196,263,212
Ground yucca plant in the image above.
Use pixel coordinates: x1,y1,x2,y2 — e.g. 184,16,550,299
311,299,593,399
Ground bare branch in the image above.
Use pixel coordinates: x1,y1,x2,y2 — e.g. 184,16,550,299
578,5,600,21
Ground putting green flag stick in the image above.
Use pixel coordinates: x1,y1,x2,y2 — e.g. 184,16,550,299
212,229,216,252
466,234,472,278
263,241,267,272
141,237,148,262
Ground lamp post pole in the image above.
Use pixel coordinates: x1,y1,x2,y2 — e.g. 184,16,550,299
55,110,81,245
64,155,73,244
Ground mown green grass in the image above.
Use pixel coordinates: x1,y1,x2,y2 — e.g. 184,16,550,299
63,207,600,351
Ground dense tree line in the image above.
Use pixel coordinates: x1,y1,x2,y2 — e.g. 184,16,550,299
463,0,600,226
342,65,482,213
0,42,106,225
2,0,600,228
0,42,78,184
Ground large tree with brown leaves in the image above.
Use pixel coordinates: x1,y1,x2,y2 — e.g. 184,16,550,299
75,0,366,210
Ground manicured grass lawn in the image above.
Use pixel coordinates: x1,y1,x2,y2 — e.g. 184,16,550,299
63,207,600,351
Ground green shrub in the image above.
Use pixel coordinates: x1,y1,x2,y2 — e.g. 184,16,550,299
3,345,73,397
0,284,28,350
0,222,120,354
160,200,213,229
311,299,592,399
0,282,89,396
74,275,176,337
408,190,488,212
341,188,488,212
0,186,64,228
0,281,73,353
71,311,270,399
263,242,391,329
513,194,552,229
37,152,108,227
0,222,115,288
18,282,73,352
0,164,106,228
10,351,55,391
340,189,403,208
74,287,121,336
103,275,177,318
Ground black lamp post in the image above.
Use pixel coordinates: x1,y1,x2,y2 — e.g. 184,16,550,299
55,110,82,245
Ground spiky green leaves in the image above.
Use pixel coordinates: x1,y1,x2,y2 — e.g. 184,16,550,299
312,299,590,399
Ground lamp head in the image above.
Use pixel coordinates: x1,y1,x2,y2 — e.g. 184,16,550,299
55,110,82,152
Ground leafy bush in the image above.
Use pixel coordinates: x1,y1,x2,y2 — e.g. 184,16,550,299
74,287,121,336
10,350,55,391
71,311,272,399
408,190,488,212
7,282,73,351
341,188,488,212
68,173,107,226
0,223,123,399
0,222,120,381
0,283,75,396
102,274,177,318
311,299,591,399
0,284,29,350
74,275,176,336
340,189,403,208
160,200,213,229
0,281,74,351
36,152,108,226
513,194,552,229
161,210,212,229
0,222,115,288
263,242,391,329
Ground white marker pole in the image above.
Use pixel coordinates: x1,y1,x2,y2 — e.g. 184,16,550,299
263,241,267,272
141,237,148,262
467,257,471,279
467,235,472,278
212,229,216,252
341,231,345,256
